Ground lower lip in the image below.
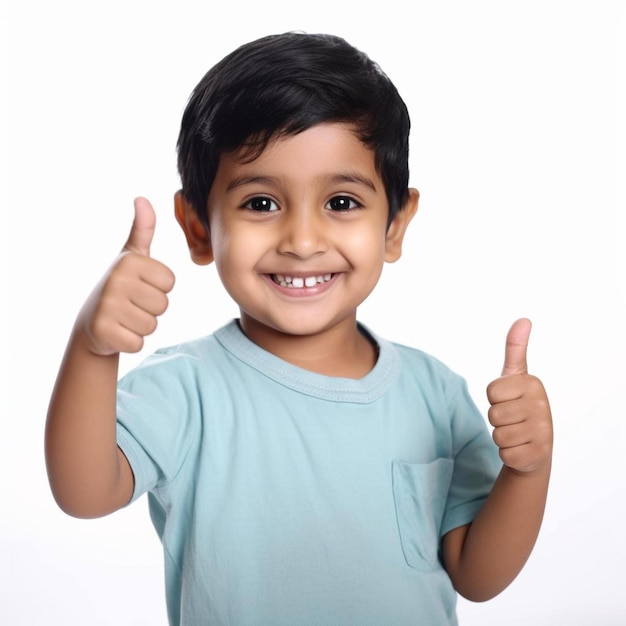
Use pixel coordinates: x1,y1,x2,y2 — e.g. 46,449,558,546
264,274,338,297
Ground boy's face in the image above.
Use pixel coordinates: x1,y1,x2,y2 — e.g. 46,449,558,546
176,122,417,351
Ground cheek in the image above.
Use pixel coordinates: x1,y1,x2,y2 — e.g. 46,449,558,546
340,223,387,263
212,224,265,281
209,221,239,281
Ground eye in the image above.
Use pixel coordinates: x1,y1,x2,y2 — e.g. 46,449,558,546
245,196,278,212
326,195,362,212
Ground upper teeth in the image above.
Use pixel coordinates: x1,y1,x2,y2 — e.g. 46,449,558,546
274,274,333,288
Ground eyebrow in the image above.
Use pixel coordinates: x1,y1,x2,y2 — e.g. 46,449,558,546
225,172,378,193
331,172,378,192
226,176,275,192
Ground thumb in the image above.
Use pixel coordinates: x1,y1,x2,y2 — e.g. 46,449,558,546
501,318,532,376
123,197,156,256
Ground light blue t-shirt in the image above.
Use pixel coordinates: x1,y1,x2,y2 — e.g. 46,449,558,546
116,320,501,625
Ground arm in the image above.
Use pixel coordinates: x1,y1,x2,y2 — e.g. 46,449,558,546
45,198,175,518
442,319,553,601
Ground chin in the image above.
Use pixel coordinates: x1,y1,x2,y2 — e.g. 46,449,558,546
246,311,353,339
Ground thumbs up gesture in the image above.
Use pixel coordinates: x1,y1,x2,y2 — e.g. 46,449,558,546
486,319,553,475
77,197,176,356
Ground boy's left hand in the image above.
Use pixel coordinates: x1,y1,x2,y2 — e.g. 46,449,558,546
486,319,553,475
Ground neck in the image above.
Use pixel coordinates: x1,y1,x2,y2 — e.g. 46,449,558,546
238,316,377,378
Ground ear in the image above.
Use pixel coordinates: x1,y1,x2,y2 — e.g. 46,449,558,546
384,188,419,262
174,191,214,265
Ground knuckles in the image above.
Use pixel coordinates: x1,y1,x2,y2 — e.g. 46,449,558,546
489,378,554,473
486,373,546,405
112,252,176,292
79,250,173,356
498,440,552,474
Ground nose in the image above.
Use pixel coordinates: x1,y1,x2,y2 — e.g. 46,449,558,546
277,208,329,259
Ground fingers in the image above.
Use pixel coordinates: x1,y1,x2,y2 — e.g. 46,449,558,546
90,297,160,354
487,318,553,474
79,198,175,356
487,377,547,424
501,318,532,377
489,405,553,475
123,197,157,256
486,372,542,405
490,420,531,451
124,252,176,295
131,273,172,313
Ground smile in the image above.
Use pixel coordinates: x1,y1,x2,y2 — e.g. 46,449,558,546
271,273,333,288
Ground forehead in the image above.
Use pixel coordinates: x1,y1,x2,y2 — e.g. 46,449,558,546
218,122,380,187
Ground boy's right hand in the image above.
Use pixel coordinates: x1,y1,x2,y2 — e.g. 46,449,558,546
77,197,176,356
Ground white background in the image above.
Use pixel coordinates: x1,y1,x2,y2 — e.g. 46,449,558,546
2,1,625,624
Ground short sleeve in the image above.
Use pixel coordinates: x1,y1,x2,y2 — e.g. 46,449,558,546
116,348,201,503
440,378,502,536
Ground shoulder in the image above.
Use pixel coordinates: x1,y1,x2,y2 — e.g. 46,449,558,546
374,330,463,388
118,321,241,390
390,340,453,374
365,327,474,414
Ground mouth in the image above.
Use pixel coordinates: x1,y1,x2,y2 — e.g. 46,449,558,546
271,273,334,289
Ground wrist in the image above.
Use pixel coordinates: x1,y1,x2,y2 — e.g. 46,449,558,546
502,458,552,481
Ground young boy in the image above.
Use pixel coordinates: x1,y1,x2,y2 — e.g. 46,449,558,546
45,32,552,625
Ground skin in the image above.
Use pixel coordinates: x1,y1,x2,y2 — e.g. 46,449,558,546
177,123,417,377
45,122,552,601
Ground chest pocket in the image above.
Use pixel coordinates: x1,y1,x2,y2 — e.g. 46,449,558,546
392,458,454,572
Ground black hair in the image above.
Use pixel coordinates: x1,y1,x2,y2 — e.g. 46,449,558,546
176,32,410,228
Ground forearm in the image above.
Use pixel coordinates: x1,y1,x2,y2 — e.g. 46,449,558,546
45,199,174,517
443,462,550,601
45,327,133,518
